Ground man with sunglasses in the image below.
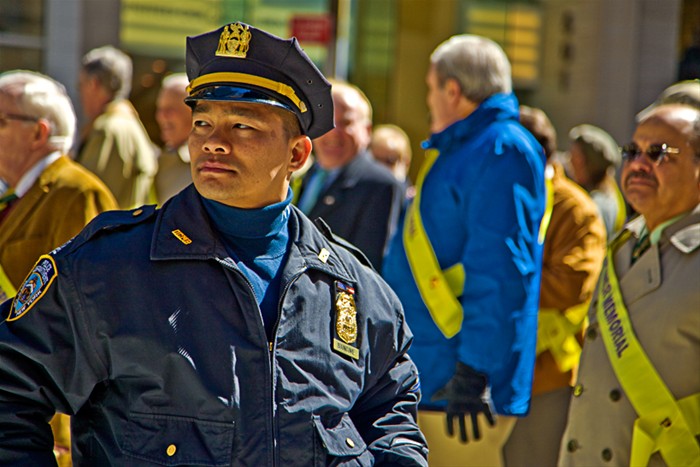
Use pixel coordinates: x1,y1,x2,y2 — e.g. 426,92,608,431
0,70,117,466
559,103,700,466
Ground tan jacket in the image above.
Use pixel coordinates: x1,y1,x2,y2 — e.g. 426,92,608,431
0,155,117,466
0,155,118,286
533,163,607,395
77,99,157,209
559,205,700,466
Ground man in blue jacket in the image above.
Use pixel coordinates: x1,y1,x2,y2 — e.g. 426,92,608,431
0,23,428,466
383,34,546,466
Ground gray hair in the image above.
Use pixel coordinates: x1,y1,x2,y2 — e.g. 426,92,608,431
160,72,189,93
0,70,76,153
81,45,133,100
430,35,512,104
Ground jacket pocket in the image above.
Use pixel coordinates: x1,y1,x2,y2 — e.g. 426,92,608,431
312,413,372,466
120,413,234,466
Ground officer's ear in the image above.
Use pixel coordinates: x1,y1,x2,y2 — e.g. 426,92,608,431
288,135,312,173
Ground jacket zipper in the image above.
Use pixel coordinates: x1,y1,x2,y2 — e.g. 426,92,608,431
218,258,277,466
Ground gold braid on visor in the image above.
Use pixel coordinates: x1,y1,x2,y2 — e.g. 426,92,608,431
187,72,308,113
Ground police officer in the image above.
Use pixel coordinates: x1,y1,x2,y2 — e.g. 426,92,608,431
0,23,428,466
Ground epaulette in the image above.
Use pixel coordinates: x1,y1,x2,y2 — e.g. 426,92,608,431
313,217,375,270
51,205,158,256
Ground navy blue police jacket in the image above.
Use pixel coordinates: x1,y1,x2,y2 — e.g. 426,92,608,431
0,185,428,466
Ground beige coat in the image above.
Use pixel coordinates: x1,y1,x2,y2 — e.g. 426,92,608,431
559,205,700,467
0,155,117,467
77,99,157,209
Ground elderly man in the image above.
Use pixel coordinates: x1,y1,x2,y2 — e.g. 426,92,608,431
153,72,193,205
0,70,117,467
294,80,404,270
0,23,427,466
76,45,157,208
559,103,700,466
370,124,413,184
382,35,546,466
568,124,626,239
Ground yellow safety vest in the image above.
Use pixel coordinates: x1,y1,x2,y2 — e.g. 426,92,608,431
597,233,700,467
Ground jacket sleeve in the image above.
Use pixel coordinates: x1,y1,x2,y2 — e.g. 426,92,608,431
0,259,106,465
349,303,428,466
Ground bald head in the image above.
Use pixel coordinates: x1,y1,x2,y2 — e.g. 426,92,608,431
156,73,192,149
622,103,700,230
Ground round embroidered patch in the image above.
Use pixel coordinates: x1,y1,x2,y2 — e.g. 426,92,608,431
9,255,57,322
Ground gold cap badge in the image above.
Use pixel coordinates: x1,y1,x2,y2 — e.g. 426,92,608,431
216,22,252,58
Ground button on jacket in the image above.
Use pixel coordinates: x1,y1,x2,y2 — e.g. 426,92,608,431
0,185,427,466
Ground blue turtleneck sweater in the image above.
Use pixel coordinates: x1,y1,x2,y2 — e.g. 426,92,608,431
202,190,292,340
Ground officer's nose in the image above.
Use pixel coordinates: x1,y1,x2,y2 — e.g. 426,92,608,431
202,130,232,154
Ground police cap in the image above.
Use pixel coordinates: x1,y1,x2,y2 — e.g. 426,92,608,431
185,22,334,139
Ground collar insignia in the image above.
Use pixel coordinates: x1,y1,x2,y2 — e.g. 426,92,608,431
172,229,192,245
333,281,359,359
216,22,252,58
8,255,57,322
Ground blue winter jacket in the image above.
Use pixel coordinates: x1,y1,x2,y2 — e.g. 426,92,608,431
0,185,428,466
382,93,546,416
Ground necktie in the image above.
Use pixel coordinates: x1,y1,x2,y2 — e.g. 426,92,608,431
630,231,651,265
0,191,19,226
298,169,328,214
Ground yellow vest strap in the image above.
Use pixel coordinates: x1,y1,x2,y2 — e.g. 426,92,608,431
403,149,464,338
536,302,589,372
0,263,16,303
597,235,700,466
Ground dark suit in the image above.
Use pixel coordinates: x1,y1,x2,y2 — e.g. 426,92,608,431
297,151,404,270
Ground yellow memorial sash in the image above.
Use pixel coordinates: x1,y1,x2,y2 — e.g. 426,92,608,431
536,302,588,372
597,234,700,466
404,151,552,339
0,263,17,304
403,149,465,338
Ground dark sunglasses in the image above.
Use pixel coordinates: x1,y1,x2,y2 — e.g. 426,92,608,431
620,143,680,165
0,112,40,127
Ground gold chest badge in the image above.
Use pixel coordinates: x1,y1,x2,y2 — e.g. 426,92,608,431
216,22,252,58
333,281,359,359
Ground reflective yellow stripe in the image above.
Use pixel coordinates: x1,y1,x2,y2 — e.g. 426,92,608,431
536,302,588,372
403,149,464,338
187,72,308,113
0,263,16,303
538,167,554,244
597,234,700,466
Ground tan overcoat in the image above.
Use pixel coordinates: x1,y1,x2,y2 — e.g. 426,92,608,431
559,204,700,466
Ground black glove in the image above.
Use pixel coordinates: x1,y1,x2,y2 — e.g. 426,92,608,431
431,362,497,443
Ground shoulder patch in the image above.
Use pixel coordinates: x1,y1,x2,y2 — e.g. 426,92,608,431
9,255,57,322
